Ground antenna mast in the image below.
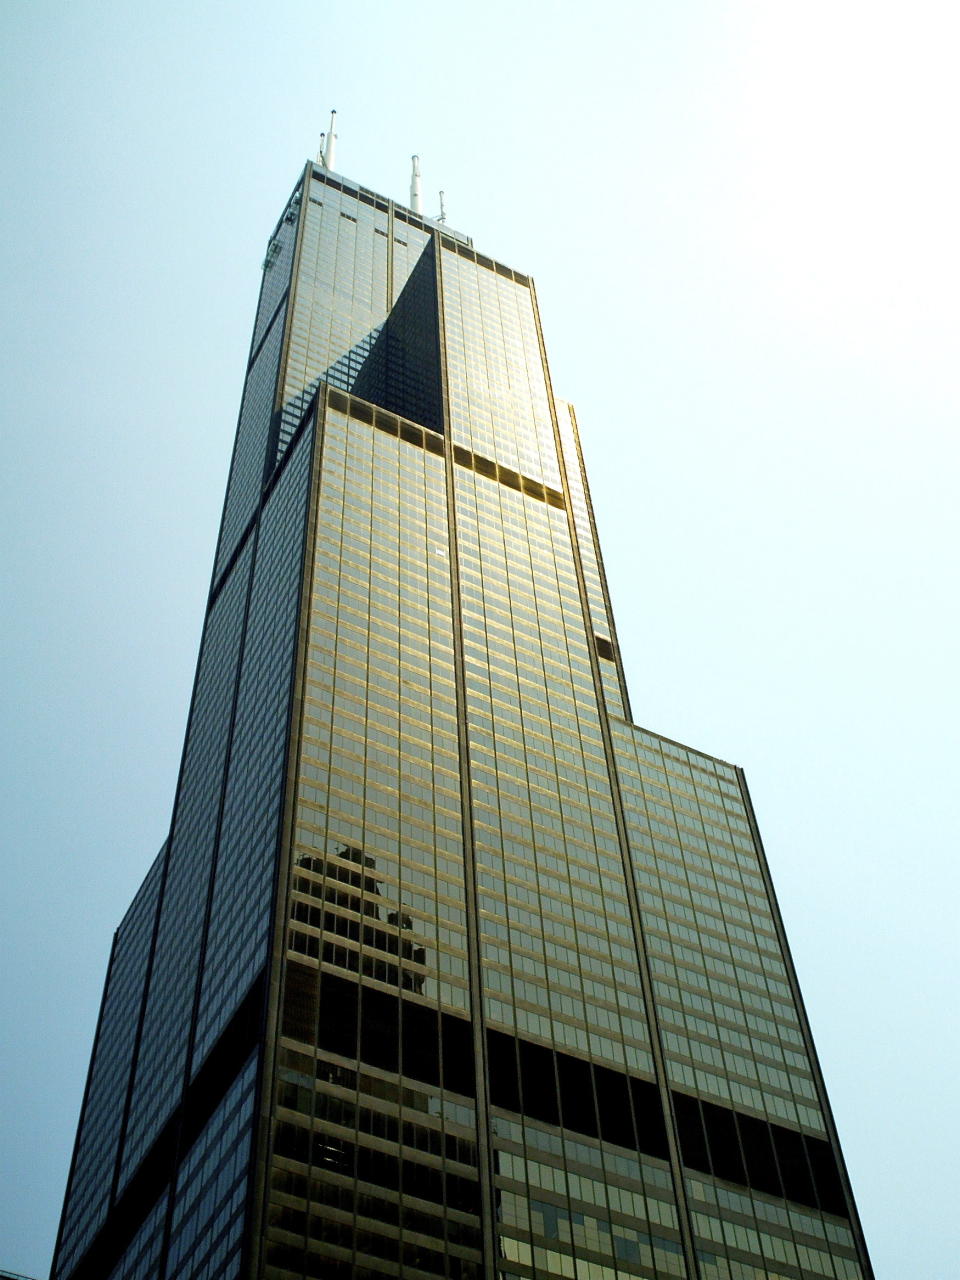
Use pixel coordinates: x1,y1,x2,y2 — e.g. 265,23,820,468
322,110,338,170
410,155,423,214
438,191,447,223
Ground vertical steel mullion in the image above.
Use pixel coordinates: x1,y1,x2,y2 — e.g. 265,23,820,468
433,234,500,1280
558,401,633,723
528,277,703,1280
156,514,260,1279
267,163,313,478
245,394,327,1280
158,174,315,1274
387,200,395,309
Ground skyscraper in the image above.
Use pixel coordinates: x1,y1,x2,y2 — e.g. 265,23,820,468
52,154,873,1280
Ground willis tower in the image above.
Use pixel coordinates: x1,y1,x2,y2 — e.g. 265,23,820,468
53,125,873,1280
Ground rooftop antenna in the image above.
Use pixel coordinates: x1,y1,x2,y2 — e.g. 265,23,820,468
437,191,447,223
410,155,423,214
316,132,326,166
323,110,338,170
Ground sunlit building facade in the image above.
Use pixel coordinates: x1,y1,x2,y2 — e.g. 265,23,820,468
52,161,873,1280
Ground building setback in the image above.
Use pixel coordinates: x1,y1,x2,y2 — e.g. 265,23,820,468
52,157,873,1280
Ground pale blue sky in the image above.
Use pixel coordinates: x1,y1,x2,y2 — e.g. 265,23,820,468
2,3,957,1276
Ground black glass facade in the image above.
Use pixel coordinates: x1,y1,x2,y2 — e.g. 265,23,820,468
52,163,873,1280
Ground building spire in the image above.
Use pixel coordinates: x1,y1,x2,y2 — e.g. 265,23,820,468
410,154,422,214
322,110,337,170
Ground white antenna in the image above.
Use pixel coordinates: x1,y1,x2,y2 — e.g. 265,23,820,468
410,155,423,214
323,110,338,170
316,132,326,166
438,191,447,223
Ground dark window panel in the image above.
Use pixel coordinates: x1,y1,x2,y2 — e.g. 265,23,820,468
359,986,399,1073
736,1111,782,1200
441,1012,475,1097
519,1040,559,1126
487,1029,521,1113
557,1052,596,1138
594,1063,634,1149
317,972,359,1060
702,1098,746,1186
806,1133,848,1217
773,1123,817,1207
282,960,319,1044
401,1000,441,1087
673,1092,710,1173
631,1076,670,1162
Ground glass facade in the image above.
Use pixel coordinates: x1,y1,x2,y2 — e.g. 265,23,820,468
55,846,166,1279
52,162,873,1280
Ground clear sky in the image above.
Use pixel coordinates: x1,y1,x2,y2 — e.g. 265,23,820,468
2,3,957,1276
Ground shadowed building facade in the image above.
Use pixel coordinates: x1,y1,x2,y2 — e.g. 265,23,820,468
52,160,874,1280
